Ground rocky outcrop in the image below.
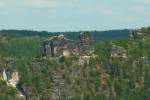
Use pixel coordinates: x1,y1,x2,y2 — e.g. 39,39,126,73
43,34,72,57
2,69,19,87
78,32,94,56
8,72,19,87
110,44,127,58
129,29,146,40
78,56,91,65
2,69,7,81
1,70,29,100
43,32,94,58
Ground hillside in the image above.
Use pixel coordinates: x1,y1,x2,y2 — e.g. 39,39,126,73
0,28,150,100
0,29,129,40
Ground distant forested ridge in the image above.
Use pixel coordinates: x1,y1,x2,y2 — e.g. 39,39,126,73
0,29,129,40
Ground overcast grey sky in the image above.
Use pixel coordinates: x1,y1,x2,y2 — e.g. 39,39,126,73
0,0,150,32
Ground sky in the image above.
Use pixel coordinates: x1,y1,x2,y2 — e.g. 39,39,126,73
0,0,150,32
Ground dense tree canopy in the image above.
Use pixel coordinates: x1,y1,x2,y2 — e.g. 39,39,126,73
0,28,150,100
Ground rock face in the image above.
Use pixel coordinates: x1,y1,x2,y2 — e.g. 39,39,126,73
110,44,127,58
1,70,29,99
43,32,94,57
129,29,146,40
3,69,19,88
78,32,94,56
43,34,72,57
78,56,90,65
8,72,19,87
2,70,19,87
2,69,7,81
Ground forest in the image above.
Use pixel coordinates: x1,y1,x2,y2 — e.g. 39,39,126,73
0,27,150,100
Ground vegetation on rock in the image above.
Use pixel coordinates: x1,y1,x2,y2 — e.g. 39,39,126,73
0,28,150,100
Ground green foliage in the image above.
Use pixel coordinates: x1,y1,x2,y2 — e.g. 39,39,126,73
0,80,23,100
0,28,150,99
